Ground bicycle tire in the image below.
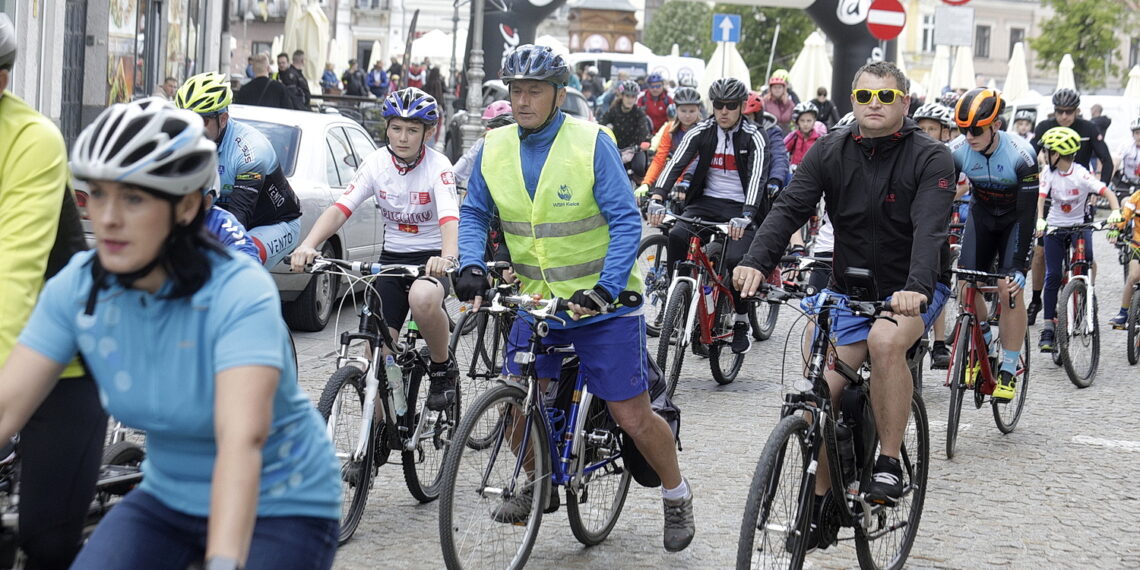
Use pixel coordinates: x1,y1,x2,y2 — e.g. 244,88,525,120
736,414,812,570
750,301,780,341
657,280,692,399
566,392,632,546
1057,279,1099,388
992,332,1030,433
1127,288,1140,365
638,233,671,337
101,440,145,496
710,289,745,385
402,367,460,503
439,383,549,570
450,311,496,403
854,393,929,570
316,366,374,545
945,318,970,460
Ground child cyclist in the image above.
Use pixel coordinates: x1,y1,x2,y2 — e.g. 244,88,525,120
291,87,461,412
635,86,704,197
783,101,821,167
1035,126,1122,350
1109,186,1140,328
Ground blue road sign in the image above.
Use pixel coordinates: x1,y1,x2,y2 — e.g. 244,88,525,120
712,13,742,43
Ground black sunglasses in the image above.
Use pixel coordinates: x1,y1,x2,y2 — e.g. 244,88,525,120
964,125,987,137
712,100,740,110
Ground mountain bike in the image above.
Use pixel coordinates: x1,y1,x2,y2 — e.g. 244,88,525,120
301,257,461,544
737,282,929,570
1049,222,1107,387
438,290,640,569
1126,281,1140,365
943,268,1031,460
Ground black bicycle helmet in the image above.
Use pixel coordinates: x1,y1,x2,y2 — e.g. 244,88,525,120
672,87,701,106
1052,88,1080,109
617,80,640,96
486,113,517,130
500,44,570,87
708,78,748,102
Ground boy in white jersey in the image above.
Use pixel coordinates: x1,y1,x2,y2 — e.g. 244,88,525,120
291,88,460,411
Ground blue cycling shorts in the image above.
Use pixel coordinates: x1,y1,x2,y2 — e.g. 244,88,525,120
502,314,650,403
804,283,951,347
249,218,301,268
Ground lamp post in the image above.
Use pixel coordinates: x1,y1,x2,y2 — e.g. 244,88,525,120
460,0,485,153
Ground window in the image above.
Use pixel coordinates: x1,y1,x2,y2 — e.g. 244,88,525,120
251,41,272,60
1131,37,1140,69
344,125,378,166
975,25,991,59
327,127,358,187
1009,27,1025,59
921,13,936,53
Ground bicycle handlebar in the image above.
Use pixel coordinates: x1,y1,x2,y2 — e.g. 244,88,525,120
480,289,642,325
661,212,730,234
748,283,927,316
952,268,1019,310
287,255,457,277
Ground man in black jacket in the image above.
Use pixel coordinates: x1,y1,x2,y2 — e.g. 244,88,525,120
1032,89,1112,184
278,49,311,109
235,53,303,110
647,77,769,354
735,61,954,521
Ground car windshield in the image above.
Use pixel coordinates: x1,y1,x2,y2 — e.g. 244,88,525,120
241,119,301,177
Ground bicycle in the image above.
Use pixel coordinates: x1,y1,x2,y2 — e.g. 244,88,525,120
438,290,640,569
1126,280,1140,365
1047,221,1108,387
655,213,758,394
301,256,461,544
943,268,1032,460
736,282,930,570
449,261,518,405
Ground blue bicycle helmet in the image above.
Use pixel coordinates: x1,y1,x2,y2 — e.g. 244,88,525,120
500,44,570,87
383,87,439,125
646,72,664,85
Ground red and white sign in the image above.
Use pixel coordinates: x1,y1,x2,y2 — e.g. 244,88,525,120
866,0,906,41
942,0,971,5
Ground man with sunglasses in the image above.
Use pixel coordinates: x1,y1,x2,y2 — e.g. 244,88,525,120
647,77,770,355
175,72,302,268
948,87,1037,400
637,72,673,133
734,62,955,532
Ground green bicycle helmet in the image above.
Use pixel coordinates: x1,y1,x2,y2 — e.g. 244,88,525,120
175,72,233,114
1040,126,1081,156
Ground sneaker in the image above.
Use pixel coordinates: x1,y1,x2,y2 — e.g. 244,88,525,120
1110,310,1128,329
930,341,950,370
731,321,752,354
992,370,1017,402
1027,298,1042,325
426,359,458,411
663,485,696,552
491,483,558,524
691,328,709,357
1038,328,1055,353
865,455,904,506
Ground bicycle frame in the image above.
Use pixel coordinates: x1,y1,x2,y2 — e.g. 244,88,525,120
668,230,735,347
946,281,999,395
1052,226,1099,335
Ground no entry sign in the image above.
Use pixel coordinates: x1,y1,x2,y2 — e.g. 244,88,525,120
866,0,906,41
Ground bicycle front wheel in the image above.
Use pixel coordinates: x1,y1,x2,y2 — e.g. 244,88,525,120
1056,279,1099,388
316,366,374,545
854,393,929,570
439,383,550,570
736,414,812,570
710,289,745,384
945,318,970,460
750,301,780,341
638,233,671,337
566,392,632,546
1127,288,1140,365
403,367,460,502
657,280,692,399
992,331,1030,433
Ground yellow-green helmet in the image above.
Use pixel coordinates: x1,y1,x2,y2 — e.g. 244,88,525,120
175,72,232,114
1040,126,1081,156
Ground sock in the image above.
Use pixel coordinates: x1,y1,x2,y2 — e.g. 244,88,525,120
875,454,901,474
1031,289,1042,304
979,322,993,347
734,312,749,323
1044,320,1056,331
662,478,690,500
1000,348,1019,375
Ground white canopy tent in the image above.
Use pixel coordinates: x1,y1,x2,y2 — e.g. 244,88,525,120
1056,54,1076,91
949,46,975,92
925,45,951,102
1125,65,1140,99
1002,42,1030,103
701,42,751,111
788,31,832,98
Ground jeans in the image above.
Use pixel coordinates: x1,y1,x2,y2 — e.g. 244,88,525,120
72,490,338,570
249,218,301,268
1042,228,1093,321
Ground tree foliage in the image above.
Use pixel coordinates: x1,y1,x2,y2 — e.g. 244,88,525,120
643,2,716,60
1028,0,1132,90
710,4,815,89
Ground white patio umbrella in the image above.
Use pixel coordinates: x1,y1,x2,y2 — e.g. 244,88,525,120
949,45,975,92
269,35,283,63
368,40,384,70
701,42,751,113
1125,65,1140,99
294,3,329,94
788,31,832,99
326,37,349,74
281,0,304,55
1056,53,1076,91
1003,42,1030,102
925,44,951,102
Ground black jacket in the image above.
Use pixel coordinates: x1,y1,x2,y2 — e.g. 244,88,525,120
652,117,769,218
813,98,840,128
742,119,956,301
1033,117,1113,184
234,77,302,110
278,66,311,107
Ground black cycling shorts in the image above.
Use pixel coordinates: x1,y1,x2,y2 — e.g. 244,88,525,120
959,206,1023,273
371,250,452,329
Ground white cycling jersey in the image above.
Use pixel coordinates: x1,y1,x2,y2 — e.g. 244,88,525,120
1040,163,1106,228
335,146,460,255
1116,142,1140,184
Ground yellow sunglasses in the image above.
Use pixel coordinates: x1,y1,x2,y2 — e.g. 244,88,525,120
852,88,906,105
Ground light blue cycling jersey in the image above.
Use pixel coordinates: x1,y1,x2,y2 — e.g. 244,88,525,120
216,119,278,198
214,119,302,231
18,250,340,520
948,132,1038,216
205,205,260,262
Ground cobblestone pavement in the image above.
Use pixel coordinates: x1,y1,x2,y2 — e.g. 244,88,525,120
292,237,1140,569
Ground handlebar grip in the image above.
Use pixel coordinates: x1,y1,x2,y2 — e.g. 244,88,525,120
920,301,928,314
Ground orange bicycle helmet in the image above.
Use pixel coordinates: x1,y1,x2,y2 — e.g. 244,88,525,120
954,87,1004,128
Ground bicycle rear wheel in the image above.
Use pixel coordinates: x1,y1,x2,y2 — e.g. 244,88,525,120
1127,288,1140,366
657,281,692,399
1056,279,1099,388
439,383,549,570
710,290,745,385
736,414,812,570
945,318,970,460
403,366,460,502
854,393,929,570
316,366,374,544
566,392,632,546
993,332,1030,433
750,302,780,341
638,233,671,337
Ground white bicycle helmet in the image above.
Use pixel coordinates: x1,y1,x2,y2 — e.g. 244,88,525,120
71,97,218,197
832,112,857,131
1131,117,1140,132
913,103,955,128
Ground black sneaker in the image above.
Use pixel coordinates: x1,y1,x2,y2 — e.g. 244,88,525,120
796,493,832,554
1027,297,1042,326
1038,328,1055,353
691,328,709,358
930,341,950,370
426,358,458,411
865,455,904,506
731,321,752,354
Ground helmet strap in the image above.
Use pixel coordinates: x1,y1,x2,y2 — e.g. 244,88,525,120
83,208,181,315
389,143,426,175
982,128,999,155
